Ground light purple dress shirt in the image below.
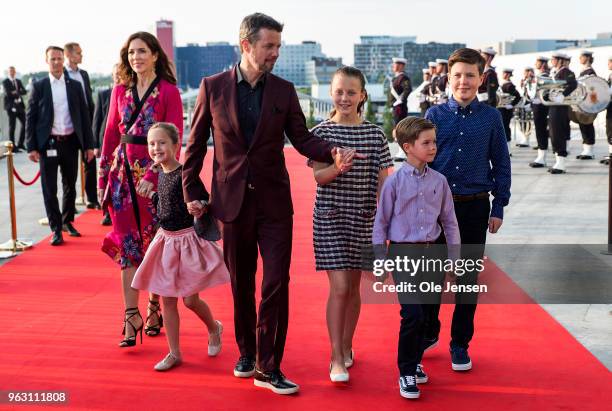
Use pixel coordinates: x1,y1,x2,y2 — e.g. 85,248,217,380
372,162,460,245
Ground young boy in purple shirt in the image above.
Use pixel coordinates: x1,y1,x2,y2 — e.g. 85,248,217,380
373,116,460,399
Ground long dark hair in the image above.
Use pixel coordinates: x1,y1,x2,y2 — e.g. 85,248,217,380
118,31,176,86
329,66,368,119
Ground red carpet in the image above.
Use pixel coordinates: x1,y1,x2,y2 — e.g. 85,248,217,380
0,148,610,410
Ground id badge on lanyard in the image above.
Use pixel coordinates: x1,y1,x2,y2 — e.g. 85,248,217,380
47,139,58,157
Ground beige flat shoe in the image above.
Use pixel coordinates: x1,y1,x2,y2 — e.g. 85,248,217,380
154,352,182,371
208,320,223,357
344,349,355,369
329,362,349,383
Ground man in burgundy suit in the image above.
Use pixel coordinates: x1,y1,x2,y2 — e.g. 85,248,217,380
182,13,354,395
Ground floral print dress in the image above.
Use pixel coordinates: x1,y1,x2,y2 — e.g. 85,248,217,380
98,79,183,268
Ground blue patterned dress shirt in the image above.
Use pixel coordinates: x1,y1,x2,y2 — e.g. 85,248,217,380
425,96,511,219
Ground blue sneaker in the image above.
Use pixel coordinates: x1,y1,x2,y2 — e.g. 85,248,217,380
415,364,428,383
450,346,472,371
399,375,420,399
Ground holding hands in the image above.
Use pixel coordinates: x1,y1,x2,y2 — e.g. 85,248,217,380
186,200,208,218
313,147,366,185
136,180,155,199
332,147,366,175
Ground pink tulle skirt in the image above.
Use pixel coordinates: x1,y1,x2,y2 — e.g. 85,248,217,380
132,227,230,297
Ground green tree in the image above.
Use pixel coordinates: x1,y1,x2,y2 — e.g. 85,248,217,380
383,90,394,142
21,71,47,86
296,86,311,95
365,101,376,124
90,76,113,90
306,99,317,129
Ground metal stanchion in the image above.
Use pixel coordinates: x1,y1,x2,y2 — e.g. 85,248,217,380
0,141,33,257
76,151,86,205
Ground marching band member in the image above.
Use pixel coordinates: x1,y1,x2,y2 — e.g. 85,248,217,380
603,56,612,165
576,50,597,160
389,57,412,161
435,58,449,104
477,47,499,106
516,67,536,147
547,52,577,174
497,68,521,151
388,57,412,125
520,67,535,91
419,68,432,117
427,61,439,105
530,56,551,167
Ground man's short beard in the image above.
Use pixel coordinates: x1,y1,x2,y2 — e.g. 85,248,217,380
260,62,275,73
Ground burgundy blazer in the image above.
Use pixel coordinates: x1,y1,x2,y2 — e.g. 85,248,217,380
183,66,334,223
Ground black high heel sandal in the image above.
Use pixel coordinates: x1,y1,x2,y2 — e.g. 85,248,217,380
145,299,164,337
119,307,143,348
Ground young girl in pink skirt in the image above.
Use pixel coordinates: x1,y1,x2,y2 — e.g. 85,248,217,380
132,122,229,371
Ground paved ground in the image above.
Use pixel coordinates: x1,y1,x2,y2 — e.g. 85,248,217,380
1,130,611,370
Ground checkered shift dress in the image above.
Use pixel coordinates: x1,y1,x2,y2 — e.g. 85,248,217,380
311,120,393,271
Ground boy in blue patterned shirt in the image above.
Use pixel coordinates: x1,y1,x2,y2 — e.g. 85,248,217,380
424,48,511,372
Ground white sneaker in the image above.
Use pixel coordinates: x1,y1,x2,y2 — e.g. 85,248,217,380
399,375,420,399
208,320,223,357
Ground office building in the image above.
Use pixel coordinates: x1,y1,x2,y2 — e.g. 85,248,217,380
175,42,239,89
305,57,343,85
273,41,325,86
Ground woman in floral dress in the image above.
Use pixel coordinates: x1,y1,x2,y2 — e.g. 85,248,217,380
98,31,183,347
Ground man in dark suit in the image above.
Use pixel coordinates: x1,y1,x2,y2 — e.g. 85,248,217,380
92,64,118,226
64,42,98,209
183,13,354,395
26,46,95,245
2,66,27,151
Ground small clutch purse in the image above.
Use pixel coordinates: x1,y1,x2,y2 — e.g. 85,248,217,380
194,213,221,241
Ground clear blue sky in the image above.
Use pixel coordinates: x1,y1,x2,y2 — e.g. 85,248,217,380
2,0,610,75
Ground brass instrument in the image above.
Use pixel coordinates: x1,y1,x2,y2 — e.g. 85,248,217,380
514,102,533,136
426,92,447,105
522,78,537,102
536,75,610,116
496,91,515,108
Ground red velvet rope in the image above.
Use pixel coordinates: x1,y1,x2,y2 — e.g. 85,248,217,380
12,168,41,186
